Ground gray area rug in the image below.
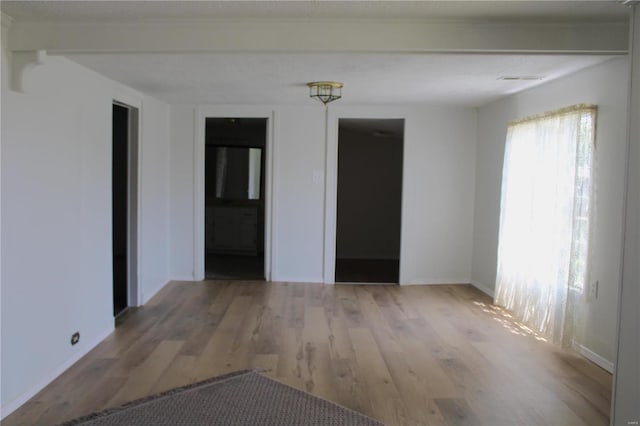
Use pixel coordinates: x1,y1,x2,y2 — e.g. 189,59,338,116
60,369,383,425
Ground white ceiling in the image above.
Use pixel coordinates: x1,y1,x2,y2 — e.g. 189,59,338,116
2,1,629,107
66,52,615,107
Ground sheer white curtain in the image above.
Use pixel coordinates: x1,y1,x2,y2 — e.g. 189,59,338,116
495,105,596,347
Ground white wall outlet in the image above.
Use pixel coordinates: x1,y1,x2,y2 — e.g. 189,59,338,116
312,170,324,184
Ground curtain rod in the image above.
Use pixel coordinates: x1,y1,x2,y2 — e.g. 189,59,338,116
508,104,597,126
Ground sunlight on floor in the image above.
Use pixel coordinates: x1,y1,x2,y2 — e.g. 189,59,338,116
473,300,548,342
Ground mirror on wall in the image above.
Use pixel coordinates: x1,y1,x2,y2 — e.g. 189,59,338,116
206,146,262,201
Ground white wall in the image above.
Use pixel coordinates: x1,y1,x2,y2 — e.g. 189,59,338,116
169,105,196,280
169,104,477,285
397,107,477,285
1,16,9,410
613,6,640,424
471,57,630,366
138,97,171,303
0,52,170,415
273,106,326,282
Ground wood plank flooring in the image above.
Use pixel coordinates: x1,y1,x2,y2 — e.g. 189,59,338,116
335,258,400,283
3,282,612,426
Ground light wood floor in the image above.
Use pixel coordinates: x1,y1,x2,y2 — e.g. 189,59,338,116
4,282,612,426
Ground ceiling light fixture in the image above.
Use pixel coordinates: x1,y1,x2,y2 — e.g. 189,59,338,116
307,81,344,106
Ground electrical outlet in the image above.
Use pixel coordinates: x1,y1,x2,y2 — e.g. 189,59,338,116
590,280,599,300
70,332,80,346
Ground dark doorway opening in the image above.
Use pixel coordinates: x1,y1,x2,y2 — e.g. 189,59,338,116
112,102,138,318
335,118,404,283
205,118,267,280
112,104,129,316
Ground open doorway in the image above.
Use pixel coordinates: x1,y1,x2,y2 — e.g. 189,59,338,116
335,119,404,283
112,102,138,317
204,118,266,280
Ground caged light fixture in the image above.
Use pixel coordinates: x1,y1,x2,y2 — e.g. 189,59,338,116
307,81,344,105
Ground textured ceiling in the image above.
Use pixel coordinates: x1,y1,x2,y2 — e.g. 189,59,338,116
66,52,616,106
1,1,631,22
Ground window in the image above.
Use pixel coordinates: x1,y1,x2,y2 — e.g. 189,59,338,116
495,104,596,347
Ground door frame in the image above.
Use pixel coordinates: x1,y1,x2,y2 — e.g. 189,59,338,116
194,106,276,281
112,93,141,309
323,108,407,284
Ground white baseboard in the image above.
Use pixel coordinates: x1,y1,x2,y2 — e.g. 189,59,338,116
402,279,472,286
142,280,170,305
1,325,114,420
470,280,495,297
575,343,614,373
169,276,199,282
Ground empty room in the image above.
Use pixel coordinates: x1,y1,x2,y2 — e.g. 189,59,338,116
1,1,638,425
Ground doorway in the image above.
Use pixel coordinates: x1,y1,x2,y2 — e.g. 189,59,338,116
204,118,266,280
335,119,404,283
112,102,138,317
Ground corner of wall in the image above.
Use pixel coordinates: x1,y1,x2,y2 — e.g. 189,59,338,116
141,280,171,305
470,280,495,297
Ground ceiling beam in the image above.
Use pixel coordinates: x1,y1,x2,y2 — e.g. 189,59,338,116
6,19,629,54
